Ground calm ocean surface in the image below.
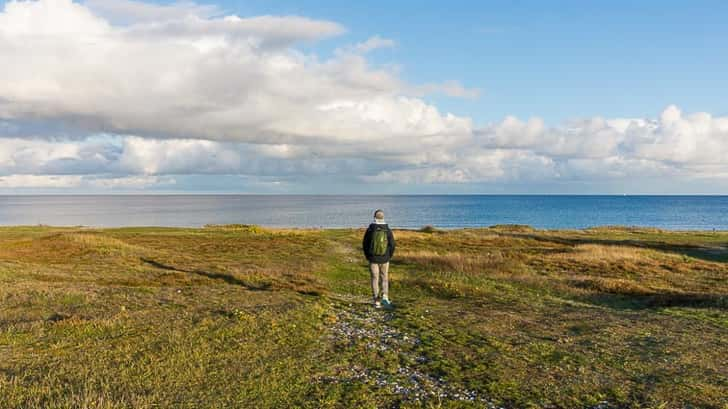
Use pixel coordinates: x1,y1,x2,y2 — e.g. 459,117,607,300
0,195,727,230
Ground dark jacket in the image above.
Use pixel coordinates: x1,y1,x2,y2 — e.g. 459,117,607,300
362,223,396,263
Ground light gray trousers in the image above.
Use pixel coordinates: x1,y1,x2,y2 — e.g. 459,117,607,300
369,262,389,300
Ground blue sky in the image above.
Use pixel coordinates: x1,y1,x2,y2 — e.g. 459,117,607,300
231,0,728,122
1,0,728,193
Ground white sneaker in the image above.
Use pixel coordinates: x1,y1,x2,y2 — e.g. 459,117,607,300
381,296,391,306
374,300,381,308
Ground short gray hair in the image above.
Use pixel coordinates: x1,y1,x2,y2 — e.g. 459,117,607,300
374,209,385,220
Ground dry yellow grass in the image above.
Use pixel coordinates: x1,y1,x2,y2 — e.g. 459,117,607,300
556,243,649,262
398,249,506,275
62,232,148,254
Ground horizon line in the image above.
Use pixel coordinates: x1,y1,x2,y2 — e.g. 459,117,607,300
1,193,728,197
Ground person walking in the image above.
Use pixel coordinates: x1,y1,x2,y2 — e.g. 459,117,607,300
362,209,396,308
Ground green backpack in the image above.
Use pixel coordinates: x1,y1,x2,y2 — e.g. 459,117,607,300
371,227,388,256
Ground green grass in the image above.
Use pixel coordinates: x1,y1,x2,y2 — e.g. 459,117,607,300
0,225,727,408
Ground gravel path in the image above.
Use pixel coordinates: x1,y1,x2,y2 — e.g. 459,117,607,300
323,295,499,407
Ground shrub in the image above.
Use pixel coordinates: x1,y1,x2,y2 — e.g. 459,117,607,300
420,225,438,233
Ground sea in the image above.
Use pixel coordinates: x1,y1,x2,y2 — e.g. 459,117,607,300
0,195,726,230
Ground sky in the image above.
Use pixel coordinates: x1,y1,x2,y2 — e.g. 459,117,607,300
1,0,727,194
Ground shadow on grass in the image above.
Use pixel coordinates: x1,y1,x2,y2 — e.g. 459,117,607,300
498,232,728,263
140,258,272,291
580,291,728,310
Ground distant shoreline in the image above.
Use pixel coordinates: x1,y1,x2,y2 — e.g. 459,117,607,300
2,195,727,230
2,193,728,197
2,224,727,233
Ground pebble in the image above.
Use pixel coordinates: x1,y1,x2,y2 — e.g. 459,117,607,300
322,295,616,409
326,299,494,405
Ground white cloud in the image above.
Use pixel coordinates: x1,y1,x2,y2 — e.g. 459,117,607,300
0,174,84,188
0,137,116,175
413,80,481,100
118,136,241,174
0,173,173,189
3,103,728,190
475,105,728,173
1,0,728,192
0,0,464,149
363,149,555,184
624,106,728,165
87,175,175,188
84,0,221,24
363,105,728,185
350,35,395,53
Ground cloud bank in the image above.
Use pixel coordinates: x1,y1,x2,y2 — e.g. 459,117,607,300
1,0,727,192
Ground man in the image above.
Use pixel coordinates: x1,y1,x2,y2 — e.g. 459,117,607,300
362,209,396,308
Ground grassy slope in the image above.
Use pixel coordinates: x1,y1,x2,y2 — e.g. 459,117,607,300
0,225,726,408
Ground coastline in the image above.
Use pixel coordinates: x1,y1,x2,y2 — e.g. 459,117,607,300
3,195,728,230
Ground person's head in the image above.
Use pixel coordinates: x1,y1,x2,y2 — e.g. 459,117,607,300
373,209,385,221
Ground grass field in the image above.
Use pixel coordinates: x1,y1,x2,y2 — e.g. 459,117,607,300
0,225,726,408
